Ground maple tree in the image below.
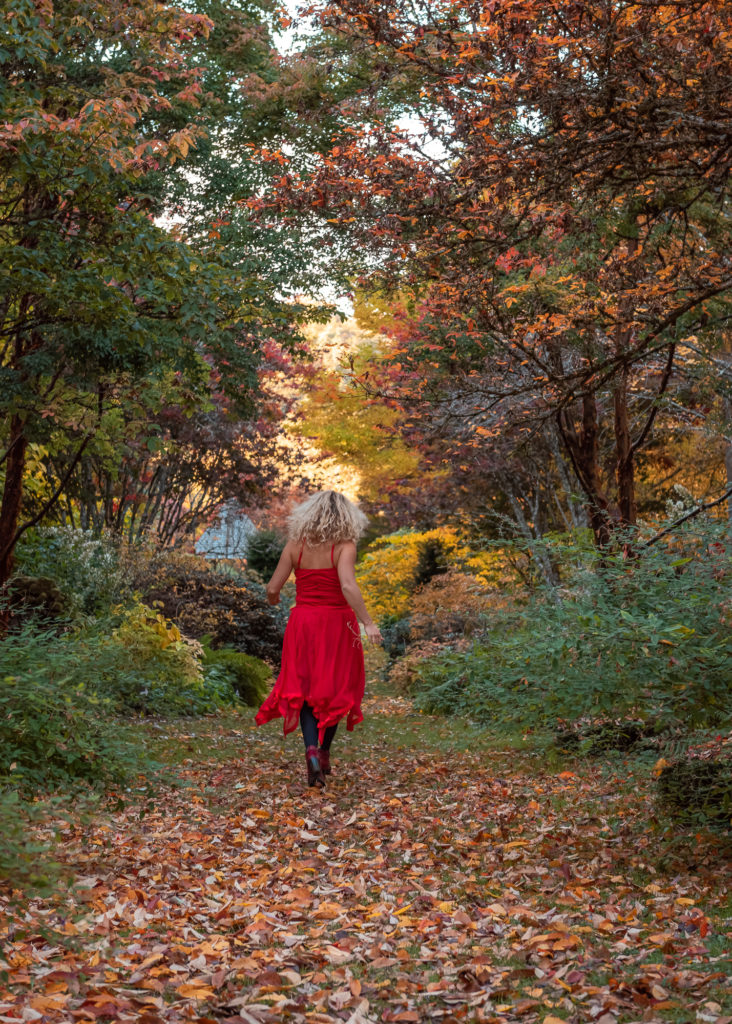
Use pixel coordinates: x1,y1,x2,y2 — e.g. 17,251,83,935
261,0,732,546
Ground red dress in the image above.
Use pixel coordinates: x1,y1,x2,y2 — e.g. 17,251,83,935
255,544,365,743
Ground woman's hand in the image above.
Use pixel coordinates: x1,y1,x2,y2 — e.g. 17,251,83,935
266,589,280,606
364,622,382,644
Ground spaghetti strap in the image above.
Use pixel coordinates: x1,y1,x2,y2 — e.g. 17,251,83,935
330,543,335,567
297,545,304,568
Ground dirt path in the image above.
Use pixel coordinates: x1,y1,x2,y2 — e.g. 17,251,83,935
1,692,731,1024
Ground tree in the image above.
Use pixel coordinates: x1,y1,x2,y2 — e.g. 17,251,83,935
260,0,732,545
0,0,305,585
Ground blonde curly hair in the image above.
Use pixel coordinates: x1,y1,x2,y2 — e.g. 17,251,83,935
287,490,369,547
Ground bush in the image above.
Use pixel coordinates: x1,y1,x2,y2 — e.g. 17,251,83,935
99,602,239,716
406,522,732,734
554,718,665,755
13,526,126,616
0,791,62,892
0,604,240,780
380,615,412,662
0,626,150,791
201,642,272,706
412,537,450,590
246,528,286,579
656,756,732,830
129,550,284,666
408,569,493,642
5,574,71,626
388,638,463,694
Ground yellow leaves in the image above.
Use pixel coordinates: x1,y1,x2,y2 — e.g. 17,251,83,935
484,901,508,916
167,129,195,164
152,613,181,647
29,994,69,1012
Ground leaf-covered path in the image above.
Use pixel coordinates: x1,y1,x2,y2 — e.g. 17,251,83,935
2,691,731,1024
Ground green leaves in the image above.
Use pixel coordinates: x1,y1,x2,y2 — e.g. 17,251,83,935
409,520,732,734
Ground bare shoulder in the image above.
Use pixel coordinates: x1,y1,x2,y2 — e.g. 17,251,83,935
336,540,357,564
282,539,298,564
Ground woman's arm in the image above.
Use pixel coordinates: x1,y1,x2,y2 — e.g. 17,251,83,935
337,542,382,643
265,542,295,605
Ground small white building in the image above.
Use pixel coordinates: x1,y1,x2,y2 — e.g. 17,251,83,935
195,501,257,561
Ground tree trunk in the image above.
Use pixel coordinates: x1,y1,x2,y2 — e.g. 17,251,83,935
558,394,612,548
613,231,639,528
613,363,637,526
0,415,28,587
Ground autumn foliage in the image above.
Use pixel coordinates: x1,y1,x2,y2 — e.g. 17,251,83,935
261,0,732,544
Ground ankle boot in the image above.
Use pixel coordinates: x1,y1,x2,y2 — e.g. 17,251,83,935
305,746,325,788
318,747,331,775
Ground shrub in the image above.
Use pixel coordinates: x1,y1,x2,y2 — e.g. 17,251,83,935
13,527,126,616
201,643,272,706
246,528,286,579
100,602,236,715
0,606,239,780
356,527,517,624
128,550,284,666
412,537,449,590
406,521,732,734
0,791,62,892
554,718,665,755
408,569,493,642
388,638,464,694
0,626,150,792
5,575,71,626
380,615,412,662
656,756,732,831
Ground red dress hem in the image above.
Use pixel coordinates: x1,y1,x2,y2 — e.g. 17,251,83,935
255,554,365,744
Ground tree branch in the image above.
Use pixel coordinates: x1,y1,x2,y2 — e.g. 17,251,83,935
643,485,732,548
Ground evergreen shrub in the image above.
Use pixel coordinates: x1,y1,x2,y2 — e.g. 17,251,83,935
246,528,286,579
201,642,272,706
380,615,412,662
412,537,449,590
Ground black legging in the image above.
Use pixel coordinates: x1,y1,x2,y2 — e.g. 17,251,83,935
300,702,337,750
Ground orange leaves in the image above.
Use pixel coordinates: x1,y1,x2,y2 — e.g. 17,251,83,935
2,699,731,1024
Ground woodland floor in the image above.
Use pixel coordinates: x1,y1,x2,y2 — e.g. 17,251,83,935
2,668,732,1024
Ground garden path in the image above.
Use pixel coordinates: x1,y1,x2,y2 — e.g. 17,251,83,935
2,689,731,1024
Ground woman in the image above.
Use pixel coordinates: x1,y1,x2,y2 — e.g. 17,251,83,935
255,490,382,787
